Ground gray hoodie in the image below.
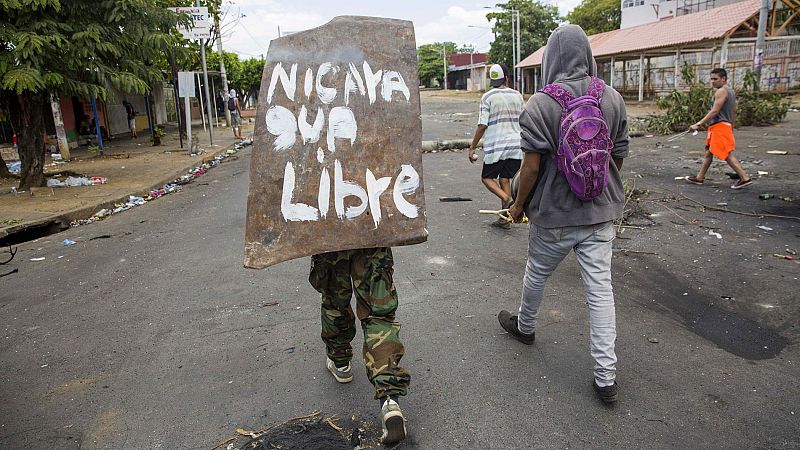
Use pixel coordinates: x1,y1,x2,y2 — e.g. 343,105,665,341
518,25,629,228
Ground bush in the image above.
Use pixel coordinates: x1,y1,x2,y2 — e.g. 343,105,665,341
646,65,789,134
736,71,790,126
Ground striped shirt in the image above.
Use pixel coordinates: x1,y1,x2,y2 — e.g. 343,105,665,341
478,87,524,164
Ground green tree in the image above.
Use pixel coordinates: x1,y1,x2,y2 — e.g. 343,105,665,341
238,57,265,104
565,0,620,35
204,51,264,106
487,0,560,77
0,0,185,190
417,42,457,88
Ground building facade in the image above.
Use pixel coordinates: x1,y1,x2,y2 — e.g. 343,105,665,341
622,0,746,29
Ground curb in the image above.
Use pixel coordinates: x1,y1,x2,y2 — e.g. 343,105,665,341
421,139,472,152
0,142,239,245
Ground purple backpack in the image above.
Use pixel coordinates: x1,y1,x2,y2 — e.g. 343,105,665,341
539,76,612,201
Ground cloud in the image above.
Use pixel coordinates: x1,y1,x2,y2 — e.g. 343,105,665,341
222,1,584,59
415,6,496,52
555,0,583,15
221,1,326,58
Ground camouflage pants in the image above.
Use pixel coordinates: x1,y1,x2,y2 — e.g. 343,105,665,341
309,247,410,399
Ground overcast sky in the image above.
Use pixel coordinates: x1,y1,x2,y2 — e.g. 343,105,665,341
219,0,581,59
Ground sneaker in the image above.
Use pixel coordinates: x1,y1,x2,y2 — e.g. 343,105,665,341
731,178,753,189
685,176,704,185
497,310,535,345
491,218,511,230
326,357,353,383
594,381,618,404
380,397,406,444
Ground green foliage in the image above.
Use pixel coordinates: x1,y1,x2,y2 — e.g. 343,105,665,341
736,71,790,126
647,66,790,134
205,50,264,101
0,0,186,99
487,0,560,73
647,64,710,134
417,42,457,87
238,57,265,100
565,0,620,35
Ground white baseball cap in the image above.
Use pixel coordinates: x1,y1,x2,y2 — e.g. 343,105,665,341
489,64,506,87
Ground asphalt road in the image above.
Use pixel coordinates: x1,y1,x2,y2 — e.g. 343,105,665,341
2,130,799,448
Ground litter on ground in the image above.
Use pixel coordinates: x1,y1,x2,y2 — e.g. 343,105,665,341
70,139,251,228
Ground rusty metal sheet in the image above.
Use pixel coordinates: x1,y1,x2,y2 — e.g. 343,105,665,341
245,16,427,269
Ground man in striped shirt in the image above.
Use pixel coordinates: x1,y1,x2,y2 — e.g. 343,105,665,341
469,64,525,229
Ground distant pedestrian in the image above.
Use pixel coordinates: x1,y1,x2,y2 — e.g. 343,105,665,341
309,247,410,444
216,92,225,123
123,100,137,139
228,89,243,140
685,68,752,189
499,25,629,404
468,64,524,230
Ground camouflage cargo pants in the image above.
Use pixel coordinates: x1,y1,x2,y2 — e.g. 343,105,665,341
309,247,410,399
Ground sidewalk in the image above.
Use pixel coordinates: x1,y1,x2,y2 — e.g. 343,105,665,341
0,122,253,244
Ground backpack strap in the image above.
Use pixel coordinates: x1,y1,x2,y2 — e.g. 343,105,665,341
586,76,606,103
539,83,574,111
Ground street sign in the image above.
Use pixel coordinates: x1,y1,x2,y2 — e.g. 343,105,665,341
168,7,211,40
244,16,427,269
177,72,196,98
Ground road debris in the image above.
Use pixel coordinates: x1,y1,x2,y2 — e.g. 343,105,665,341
772,254,794,261
439,197,472,202
756,225,774,231
30,257,45,261
70,140,251,228
63,239,76,246
767,151,788,155
759,193,775,200
648,337,659,343
47,176,107,187
708,230,723,239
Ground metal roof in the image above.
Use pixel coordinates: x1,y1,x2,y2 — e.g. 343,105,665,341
518,0,760,68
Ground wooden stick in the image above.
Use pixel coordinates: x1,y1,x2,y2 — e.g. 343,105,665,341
210,436,237,450
616,249,659,255
679,194,800,222
635,183,800,222
654,201,696,225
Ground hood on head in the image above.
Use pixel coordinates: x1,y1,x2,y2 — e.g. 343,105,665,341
541,24,597,85
229,89,236,98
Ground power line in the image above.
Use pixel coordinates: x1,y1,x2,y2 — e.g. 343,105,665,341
238,21,269,54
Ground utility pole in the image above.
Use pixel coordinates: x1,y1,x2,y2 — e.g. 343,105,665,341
442,45,448,90
754,0,770,89
510,9,517,89
215,14,231,127
197,0,214,145
516,10,523,93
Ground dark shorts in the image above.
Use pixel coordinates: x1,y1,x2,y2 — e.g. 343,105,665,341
481,158,521,179
231,110,243,126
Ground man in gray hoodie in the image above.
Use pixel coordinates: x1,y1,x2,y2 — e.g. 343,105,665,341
497,25,629,404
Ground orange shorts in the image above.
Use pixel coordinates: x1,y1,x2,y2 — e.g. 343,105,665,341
705,122,735,160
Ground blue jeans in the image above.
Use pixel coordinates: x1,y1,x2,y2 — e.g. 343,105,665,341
518,221,617,386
